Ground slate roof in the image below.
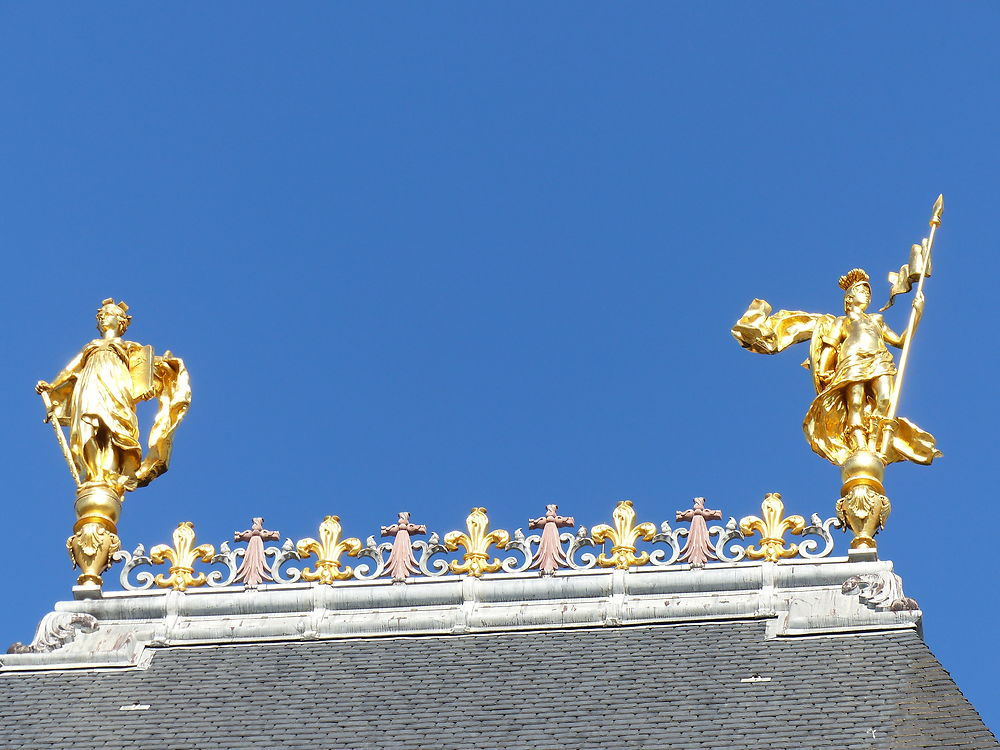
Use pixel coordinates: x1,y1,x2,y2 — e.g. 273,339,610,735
2,555,996,750
1,619,996,750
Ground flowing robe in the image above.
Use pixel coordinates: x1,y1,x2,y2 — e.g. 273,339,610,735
70,339,142,479
47,338,191,487
732,299,940,466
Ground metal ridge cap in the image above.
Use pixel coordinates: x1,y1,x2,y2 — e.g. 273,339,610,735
4,556,919,670
53,557,893,622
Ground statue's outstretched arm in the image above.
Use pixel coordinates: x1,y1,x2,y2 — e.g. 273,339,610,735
37,350,85,393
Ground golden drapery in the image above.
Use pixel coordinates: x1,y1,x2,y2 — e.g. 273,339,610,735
47,340,191,488
732,299,940,466
138,351,191,486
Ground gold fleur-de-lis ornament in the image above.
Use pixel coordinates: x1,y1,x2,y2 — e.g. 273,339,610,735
739,493,805,563
296,515,362,584
150,522,216,591
444,507,510,577
591,500,657,569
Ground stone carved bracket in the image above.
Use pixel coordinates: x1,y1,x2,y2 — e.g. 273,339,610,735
842,571,919,611
7,612,99,654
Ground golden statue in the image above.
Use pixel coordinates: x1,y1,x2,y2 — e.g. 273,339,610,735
36,299,191,587
731,197,943,551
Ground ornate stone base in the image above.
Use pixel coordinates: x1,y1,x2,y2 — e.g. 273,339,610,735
836,451,891,550
67,482,123,587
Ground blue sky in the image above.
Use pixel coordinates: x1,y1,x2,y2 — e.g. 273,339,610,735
2,2,999,732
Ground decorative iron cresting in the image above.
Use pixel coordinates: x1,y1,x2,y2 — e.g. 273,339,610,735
116,495,842,592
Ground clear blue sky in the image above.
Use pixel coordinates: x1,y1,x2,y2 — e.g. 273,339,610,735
3,2,999,732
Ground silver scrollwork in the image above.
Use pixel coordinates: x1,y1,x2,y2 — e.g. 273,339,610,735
206,541,241,587
797,514,841,559
500,528,536,573
354,537,391,580
566,527,600,570
648,521,684,567
415,532,450,577
116,544,157,590
271,538,306,583
712,518,748,562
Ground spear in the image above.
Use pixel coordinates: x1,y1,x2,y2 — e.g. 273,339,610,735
880,195,943,453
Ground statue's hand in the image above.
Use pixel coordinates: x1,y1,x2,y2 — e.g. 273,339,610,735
913,290,925,318
35,380,51,394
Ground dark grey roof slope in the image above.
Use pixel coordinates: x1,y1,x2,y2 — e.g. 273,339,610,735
1,620,996,750
2,557,995,749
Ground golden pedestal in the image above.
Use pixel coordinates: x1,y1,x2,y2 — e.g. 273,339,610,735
67,482,122,587
836,451,891,551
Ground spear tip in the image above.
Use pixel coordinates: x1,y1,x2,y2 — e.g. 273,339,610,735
931,194,944,223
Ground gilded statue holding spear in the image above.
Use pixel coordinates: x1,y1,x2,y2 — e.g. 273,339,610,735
36,299,191,588
731,197,943,551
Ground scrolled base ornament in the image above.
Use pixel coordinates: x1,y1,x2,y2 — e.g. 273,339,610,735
836,485,890,550
67,521,121,586
67,480,123,585
836,451,891,550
